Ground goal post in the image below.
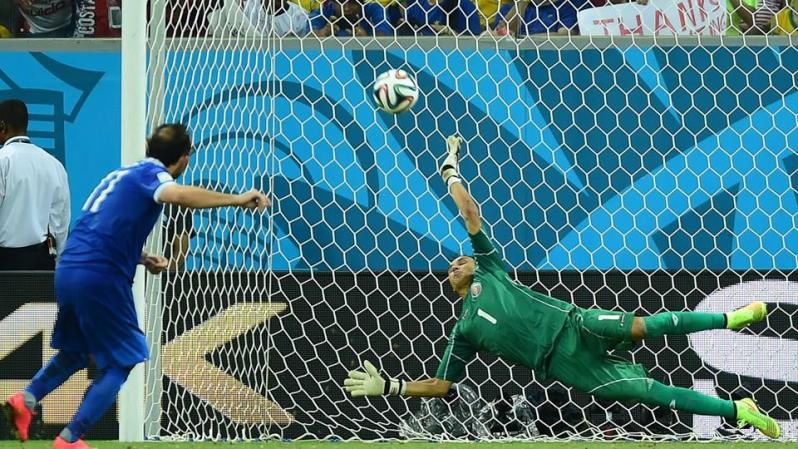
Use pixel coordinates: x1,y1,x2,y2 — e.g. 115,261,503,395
139,4,798,440
119,0,148,442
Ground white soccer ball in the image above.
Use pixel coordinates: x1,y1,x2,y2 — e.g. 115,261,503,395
372,69,419,114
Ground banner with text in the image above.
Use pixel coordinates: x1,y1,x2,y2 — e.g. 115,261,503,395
578,0,727,35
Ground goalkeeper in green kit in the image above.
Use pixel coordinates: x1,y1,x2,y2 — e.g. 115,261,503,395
343,136,781,439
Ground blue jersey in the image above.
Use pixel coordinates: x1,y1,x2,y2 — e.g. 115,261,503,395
405,0,482,35
310,2,394,35
59,158,175,282
497,0,587,34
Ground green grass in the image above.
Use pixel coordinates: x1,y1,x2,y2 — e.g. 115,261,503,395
1,442,797,449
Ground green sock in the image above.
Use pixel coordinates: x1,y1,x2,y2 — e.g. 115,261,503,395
643,312,726,338
645,380,736,418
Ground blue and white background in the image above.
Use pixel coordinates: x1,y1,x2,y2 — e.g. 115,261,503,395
4,44,797,440
5,46,798,272
0,52,120,223
165,45,798,271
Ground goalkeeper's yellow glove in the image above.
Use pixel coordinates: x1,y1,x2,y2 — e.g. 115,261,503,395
343,361,405,397
440,135,462,186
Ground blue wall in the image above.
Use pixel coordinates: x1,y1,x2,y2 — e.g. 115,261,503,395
165,46,798,271
8,46,798,271
0,51,121,224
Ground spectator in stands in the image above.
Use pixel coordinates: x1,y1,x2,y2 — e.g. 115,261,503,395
402,0,483,35
727,0,784,33
0,99,70,270
474,0,512,34
771,0,797,33
374,0,404,31
496,0,588,35
13,0,76,37
208,0,311,36
168,0,224,37
0,0,15,37
376,0,478,36
311,0,394,36
73,0,123,38
243,0,311,35
295,0,323,12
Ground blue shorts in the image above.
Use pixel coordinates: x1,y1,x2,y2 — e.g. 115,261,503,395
52,268,148,369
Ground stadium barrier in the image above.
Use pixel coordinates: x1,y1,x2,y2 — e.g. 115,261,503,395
159,270,797,439
3,270,794,440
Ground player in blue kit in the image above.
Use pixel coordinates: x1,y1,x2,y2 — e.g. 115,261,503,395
2,124,270,449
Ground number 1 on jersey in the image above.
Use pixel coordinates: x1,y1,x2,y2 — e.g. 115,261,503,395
82,169,130,213
477,308,497,325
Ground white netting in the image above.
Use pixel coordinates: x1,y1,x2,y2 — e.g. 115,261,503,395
143,2,798,440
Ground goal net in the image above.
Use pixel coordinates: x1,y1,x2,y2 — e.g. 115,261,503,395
142,4,798,441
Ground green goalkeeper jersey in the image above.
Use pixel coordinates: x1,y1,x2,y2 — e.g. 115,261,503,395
435,230,574,382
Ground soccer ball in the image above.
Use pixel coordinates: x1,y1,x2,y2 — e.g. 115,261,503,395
372,69,419,114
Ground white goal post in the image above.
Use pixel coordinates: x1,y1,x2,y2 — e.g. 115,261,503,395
122,0,798,441
119,0,148,442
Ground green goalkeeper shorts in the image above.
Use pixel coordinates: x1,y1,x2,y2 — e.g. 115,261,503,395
546,307,652,401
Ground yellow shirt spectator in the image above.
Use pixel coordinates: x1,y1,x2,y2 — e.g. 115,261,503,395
294,0,396,11
293,0,322,13
772,0,798,33
478,0,512,27
0,25,11,38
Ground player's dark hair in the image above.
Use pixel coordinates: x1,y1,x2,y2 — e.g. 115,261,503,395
147,123,192,166
0,99,29,133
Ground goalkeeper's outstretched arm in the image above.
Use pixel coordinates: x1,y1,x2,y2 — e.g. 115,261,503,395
343,361,452,398
344,136,487,401
440,136,482,235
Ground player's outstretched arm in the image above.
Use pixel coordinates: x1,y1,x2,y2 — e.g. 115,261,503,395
440,135,481,235
343,361,452,398
159,185,271,211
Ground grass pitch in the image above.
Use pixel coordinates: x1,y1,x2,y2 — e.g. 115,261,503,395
1,442,797,449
